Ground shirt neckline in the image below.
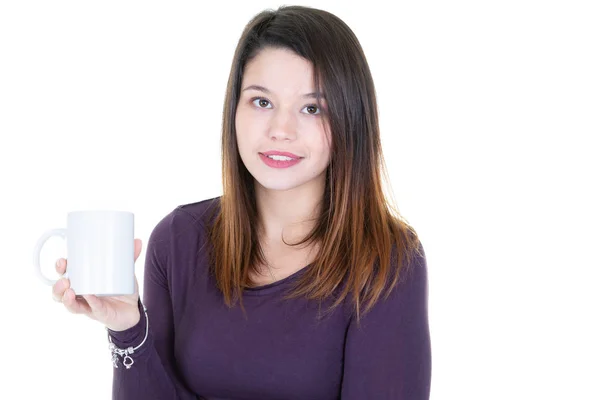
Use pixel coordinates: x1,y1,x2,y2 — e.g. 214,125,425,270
243,263,313,296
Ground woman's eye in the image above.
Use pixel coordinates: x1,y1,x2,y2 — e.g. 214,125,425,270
252,98,272,108
302,105,320,115
251,97,320,115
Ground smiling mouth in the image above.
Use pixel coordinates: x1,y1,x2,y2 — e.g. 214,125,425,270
259,153,304,168
264,154,297,161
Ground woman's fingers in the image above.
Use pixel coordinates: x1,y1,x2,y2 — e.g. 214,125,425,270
134,238,143,262
62,288,92,315
52,259,69,302
82,294,106,317
52,277,69,302
55,258,67,275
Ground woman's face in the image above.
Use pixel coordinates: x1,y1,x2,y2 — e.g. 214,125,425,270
235,47,331,193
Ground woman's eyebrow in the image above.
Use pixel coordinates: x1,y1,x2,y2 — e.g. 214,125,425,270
242,84,324,99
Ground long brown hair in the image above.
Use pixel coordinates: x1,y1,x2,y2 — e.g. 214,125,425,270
208,5,422,321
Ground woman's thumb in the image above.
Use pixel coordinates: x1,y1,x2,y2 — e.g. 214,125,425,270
83,294,105,316
134,238,143,261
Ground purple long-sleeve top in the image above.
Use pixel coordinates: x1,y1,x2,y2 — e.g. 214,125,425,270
108,196,431,399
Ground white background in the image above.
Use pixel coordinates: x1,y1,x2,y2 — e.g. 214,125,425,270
1,1,598,399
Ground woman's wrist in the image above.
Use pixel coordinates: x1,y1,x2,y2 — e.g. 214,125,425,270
106,300,146,345
107,301,149,370
106,307,141,332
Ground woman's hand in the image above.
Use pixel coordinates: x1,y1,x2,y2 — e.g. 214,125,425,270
51,238,144,332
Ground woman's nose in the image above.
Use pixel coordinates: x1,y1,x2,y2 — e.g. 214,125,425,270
269,111,297,141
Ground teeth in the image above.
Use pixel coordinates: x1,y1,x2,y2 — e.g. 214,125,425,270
267,155,294,161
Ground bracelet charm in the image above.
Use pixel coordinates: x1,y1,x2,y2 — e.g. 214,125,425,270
107,303,149,370
109,343,119,368
123,354,134,369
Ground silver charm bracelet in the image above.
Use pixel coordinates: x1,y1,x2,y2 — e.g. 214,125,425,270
107,303,149,369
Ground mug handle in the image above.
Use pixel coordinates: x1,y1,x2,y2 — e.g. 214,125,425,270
33,228,68,286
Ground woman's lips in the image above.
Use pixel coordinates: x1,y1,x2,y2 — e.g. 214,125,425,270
259,153,303,168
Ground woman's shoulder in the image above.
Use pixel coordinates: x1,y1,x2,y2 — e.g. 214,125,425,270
174,195,221,229
149,195,222,245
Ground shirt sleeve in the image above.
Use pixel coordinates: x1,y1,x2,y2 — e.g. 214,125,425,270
108,212,199,400
340,242,432,399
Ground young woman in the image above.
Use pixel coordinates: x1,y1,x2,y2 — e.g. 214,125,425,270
53,5,431,399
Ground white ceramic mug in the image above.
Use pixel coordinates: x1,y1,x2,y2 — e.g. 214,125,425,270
33,210,135,296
